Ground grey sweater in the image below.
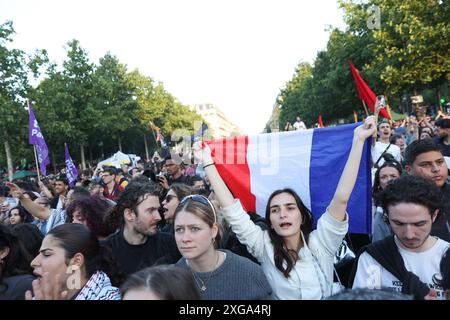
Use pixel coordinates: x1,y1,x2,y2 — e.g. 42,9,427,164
176,249,272,300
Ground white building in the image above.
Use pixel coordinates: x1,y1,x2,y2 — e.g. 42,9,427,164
191,103,242,139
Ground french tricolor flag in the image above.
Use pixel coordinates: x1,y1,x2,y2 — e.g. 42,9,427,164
207,122,372,234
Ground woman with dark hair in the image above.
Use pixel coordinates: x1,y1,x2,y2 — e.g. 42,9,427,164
0,225,35,300
432,247,450,300
174,195,272,300
419,126,434,140
8,206,34,225
121,264,200,300
11,224,44,259
371,158,403,243
198,116,377,299
26,223,120,300
65,196,116,240
160,183,194,234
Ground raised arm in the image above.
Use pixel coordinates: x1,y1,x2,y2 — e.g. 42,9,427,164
6,182,51,220
38,180,53,198
194,143,235,208
328,116,377,221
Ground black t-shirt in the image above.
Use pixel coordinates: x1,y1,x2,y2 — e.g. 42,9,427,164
432,183,450,242
101,229,181,277
169,174,190,186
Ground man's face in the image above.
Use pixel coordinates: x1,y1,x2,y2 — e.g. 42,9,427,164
101,172,115,185
378,123,392,140
164,160,180,175
129,195,161,237
54,181,68,195
89,184,103,196
387,202,436,252
406,151,448,188
394,137,405,152
437,127,449,138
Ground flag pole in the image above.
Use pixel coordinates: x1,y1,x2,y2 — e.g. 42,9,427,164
33,145,41,181
362,101,370,117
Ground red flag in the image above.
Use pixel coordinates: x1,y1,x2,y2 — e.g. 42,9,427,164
318,115,324,128
348,61,391,119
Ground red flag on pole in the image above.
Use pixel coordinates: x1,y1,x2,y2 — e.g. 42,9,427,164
348,61,391,119
318,115,324,128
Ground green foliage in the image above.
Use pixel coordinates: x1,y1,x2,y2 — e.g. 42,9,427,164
279,0,449,127
0,20,205,169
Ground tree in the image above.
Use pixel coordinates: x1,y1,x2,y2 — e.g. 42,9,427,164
93,53,138,152
0,21,48,179
340,0,450,101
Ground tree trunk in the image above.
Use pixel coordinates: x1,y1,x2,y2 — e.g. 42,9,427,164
4,140,13,182
89,144,93,164
144,134,149,161
118,136,122,152
80,144,86,170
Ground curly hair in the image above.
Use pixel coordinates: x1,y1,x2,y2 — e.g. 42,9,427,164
104,181,159,229
265,188,313,278
66,196,116,238
379,175,443,216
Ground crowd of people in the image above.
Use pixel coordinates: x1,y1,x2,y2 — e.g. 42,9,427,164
0,111,449,301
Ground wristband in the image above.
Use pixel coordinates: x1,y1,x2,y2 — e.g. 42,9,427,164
203,163,215,169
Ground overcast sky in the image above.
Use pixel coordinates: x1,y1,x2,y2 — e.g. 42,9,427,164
1,0,346,134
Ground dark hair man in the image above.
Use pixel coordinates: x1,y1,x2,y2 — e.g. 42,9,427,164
351,176,449,299
102,181,181,278
434,118,450,157
404,139,450,242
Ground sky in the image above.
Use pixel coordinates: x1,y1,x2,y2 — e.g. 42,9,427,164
0,0,346,135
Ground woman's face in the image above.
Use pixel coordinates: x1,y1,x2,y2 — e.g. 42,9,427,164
31,235,72,289
269,192,302,239
174,210,217,260
379,166,401,190
9,208,22,225
162,189,179,222
71,209,87,225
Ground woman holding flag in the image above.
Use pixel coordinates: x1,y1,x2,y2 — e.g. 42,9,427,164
195,116,377,299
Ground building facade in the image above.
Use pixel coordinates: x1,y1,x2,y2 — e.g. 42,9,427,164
191,103,241,138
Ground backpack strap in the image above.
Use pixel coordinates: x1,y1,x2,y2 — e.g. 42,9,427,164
348,235,430,299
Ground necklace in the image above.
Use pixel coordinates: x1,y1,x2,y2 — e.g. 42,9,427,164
189,252,220,292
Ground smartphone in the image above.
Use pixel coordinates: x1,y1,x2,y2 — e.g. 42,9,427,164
376,95,385,108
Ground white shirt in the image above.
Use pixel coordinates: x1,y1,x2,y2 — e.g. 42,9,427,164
293,121,307,130
371,141,402,167
352,237,450,299
221,200,348,300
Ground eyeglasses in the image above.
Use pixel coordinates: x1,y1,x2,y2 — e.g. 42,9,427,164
180,195,217,224
164,194,178,203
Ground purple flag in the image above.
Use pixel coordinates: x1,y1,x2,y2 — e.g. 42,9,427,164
28,104,50,176
64,143,78,188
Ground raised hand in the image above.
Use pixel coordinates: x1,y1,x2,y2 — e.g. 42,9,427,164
5,182,24,199
193,141,214,166
25,273,68,300
355,115,377,141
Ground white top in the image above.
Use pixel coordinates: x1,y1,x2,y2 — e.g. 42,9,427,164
221,199,348,300
371,141,402,167
352,237,450,299
293,120,307,130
